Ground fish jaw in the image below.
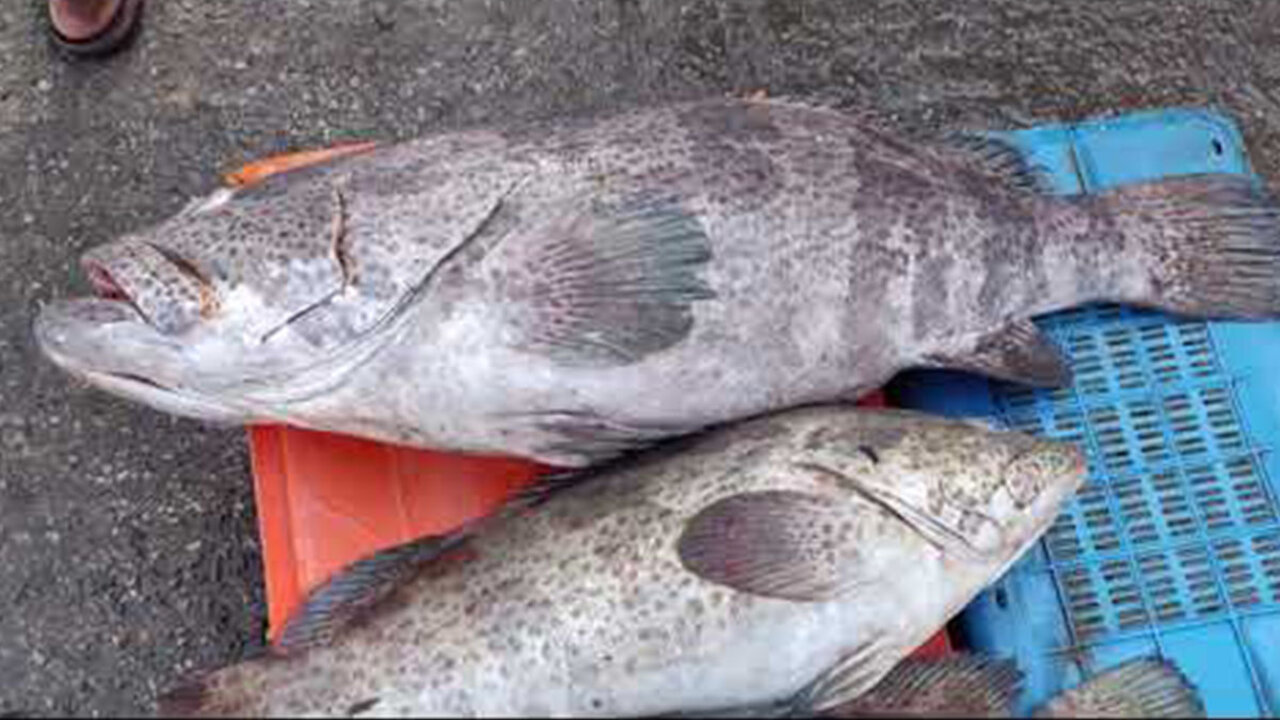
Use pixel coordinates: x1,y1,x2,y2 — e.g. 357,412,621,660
33,297,249,424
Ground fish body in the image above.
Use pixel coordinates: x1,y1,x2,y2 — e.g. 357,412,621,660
35,98,1280,466
158,406,1087,717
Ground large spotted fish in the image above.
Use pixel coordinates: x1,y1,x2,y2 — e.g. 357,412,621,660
156,406,1090,717
35,97,1280,466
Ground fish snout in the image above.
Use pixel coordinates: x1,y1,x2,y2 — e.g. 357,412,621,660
1002,438,1088,510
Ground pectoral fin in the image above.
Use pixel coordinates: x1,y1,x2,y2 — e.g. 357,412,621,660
677,490,868,602
499,194,715,366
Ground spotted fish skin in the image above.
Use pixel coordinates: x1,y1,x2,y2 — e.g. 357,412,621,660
156,406,1087,717
35,98,1280,466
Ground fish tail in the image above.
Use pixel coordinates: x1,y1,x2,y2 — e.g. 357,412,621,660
1100,173,1280,319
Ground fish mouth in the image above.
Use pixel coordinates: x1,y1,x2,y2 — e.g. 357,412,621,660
82,257,152,323
78,240,215,335
32,296,246,424
35,295,171,385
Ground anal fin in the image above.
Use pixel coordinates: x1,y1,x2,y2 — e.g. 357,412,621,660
926,319,1071,388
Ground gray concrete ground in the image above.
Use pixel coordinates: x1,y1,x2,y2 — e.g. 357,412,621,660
3,0,1280,715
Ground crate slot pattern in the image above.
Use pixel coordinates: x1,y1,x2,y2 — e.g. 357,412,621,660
984,305,1280,654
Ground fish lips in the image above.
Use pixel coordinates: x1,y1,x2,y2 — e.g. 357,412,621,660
33,297,247,423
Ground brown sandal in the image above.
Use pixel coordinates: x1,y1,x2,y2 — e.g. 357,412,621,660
48,0,144,59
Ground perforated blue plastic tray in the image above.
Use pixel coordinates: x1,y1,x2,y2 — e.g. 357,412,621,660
891,108,1280,717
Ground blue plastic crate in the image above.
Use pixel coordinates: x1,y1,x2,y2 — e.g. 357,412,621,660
891,108,1280,717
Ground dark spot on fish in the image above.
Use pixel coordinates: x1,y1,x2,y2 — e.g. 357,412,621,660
858,445,880,464
347,697,379,716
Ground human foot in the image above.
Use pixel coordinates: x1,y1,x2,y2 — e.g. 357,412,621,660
48,0,144,58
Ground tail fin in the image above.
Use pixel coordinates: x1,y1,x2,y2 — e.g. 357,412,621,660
1033,657,1205,718
1100,173,1280,319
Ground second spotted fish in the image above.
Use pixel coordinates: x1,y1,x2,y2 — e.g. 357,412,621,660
155,406,1087,717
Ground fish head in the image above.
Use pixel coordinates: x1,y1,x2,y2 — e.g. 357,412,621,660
34,181,391,422
797,408,1088,560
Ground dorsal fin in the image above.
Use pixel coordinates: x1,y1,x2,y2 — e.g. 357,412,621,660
274,530,469,654
940,132,1057,194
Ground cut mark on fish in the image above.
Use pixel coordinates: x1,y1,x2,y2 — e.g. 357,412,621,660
331,183,355,290
256,182,360,343
230,173,534,402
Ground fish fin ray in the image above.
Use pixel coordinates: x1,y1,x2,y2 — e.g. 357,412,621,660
507,467,597,508
926,319,1071,388
1101,174,1280,319
500,194,715,366
677,490,869,601
1033,657,1205,718
941,132,1057,194
788,637,901,716
275,531,471,653
832,654,1024,717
